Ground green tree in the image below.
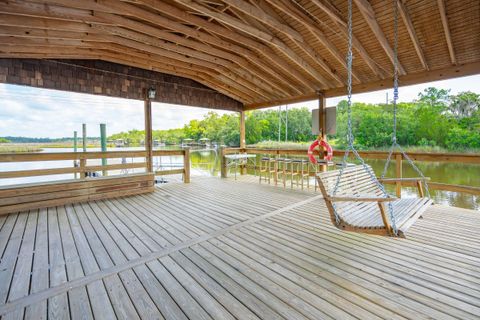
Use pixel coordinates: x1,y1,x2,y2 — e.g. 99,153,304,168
447,91,480,119
417,87,450,108
0,138,11,143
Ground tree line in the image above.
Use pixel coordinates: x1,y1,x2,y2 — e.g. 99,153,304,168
108,88,480,151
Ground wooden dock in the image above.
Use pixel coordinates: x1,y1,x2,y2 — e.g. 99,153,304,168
0,176,479,319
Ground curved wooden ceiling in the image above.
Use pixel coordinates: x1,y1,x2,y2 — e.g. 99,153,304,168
0,0,479,109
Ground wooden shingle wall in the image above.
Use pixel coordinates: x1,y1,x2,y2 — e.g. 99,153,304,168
0,59,243,111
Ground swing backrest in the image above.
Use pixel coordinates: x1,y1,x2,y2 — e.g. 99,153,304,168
317,165,385,198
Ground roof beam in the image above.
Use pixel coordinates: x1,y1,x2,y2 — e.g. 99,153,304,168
0,2,287,101
437,0,456,65
93,34,270,101
245,0,344,85
308,0,386,79
397,0,428,70
24,0,305,94
116,0,314,92
221,0,305,42
167,0,331,89
0,0,107,24
0,13,92,32
0,39,253,103
93,12,297,97
245,61,480,109
265,0,360,83
353,0,406,75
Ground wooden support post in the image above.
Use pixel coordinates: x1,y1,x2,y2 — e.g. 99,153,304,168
220,146,227,178
100,123,107,177
239,110,247,175
239,110,246,148
396,154,402,198
144,96,153,173
183,147,190,183
73,131,78,179
81,125,87,178
318,92,327,172
82,123,87,152
79,157,86,179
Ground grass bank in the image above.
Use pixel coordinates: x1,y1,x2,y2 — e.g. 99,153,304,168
0,145,43,153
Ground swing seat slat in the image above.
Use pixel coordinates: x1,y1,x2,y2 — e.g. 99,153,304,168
317,165,433,237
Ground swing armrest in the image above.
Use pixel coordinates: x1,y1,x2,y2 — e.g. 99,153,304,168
378,177,430,183
327,195,397,202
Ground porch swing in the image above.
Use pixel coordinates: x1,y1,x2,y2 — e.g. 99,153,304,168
316,0,433,237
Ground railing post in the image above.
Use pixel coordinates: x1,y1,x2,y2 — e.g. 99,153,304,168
183,147,190,183
396,153,402,197
220,146,227,178
80,156,87,179
100,123,107,177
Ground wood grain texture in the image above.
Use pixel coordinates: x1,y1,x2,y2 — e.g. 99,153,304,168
0,0,478,108
0,176,478,319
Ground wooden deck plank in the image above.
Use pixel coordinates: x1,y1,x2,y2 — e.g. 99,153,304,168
46,207,70,320
2,210,37,320
247,220,480,317
84,201,163,320
272,209,480,290
64,204,117,320
169,250,260,320
24,208,48,320
193,242,312,320
180,247,282,320
0,212,28,305
0,177,479,319
72,203,140,319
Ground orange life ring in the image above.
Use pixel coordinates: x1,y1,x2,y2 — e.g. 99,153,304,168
308,138,333,164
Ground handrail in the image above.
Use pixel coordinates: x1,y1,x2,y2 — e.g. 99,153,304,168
222,147,480,197
223,147,480,163
0,149,190,183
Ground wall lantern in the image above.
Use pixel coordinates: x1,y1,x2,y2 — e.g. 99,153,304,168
147,87,156,99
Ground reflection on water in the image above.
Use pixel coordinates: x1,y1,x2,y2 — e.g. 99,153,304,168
1,147,479,211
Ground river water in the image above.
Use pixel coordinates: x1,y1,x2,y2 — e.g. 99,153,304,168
1,147,479,210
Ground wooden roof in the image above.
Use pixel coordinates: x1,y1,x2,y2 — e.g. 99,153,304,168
0,0,479,109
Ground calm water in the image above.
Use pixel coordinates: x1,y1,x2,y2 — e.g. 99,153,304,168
1,147,479,210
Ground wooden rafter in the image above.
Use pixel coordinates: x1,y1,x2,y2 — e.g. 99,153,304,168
119,0,315,92
168,0,332,88
0,0,477,108
353,0,406,75
245,61,480,109
90,13,293,96
437,0,456,65
247,0,345,85
308,0,387,79
264,0,360,83
397,0,428,70
92,0,308,94
0,2,285,100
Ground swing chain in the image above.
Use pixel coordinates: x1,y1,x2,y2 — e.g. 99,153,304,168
331,0,396,233
381,0,430,199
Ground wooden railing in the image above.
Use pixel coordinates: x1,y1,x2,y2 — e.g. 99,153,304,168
0,149,190,183
222,147,480,197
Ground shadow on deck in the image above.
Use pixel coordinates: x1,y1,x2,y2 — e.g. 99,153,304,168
0,176,479,319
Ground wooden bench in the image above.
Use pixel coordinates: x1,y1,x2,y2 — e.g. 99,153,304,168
316,165,432,237
0,173,155,215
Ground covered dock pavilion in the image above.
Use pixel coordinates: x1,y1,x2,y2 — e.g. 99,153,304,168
0,0,480,319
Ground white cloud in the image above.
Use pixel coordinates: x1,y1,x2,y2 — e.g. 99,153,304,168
0,84,234,138
1,74,479,138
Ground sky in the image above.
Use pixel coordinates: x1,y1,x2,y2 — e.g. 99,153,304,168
1,74,479,138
